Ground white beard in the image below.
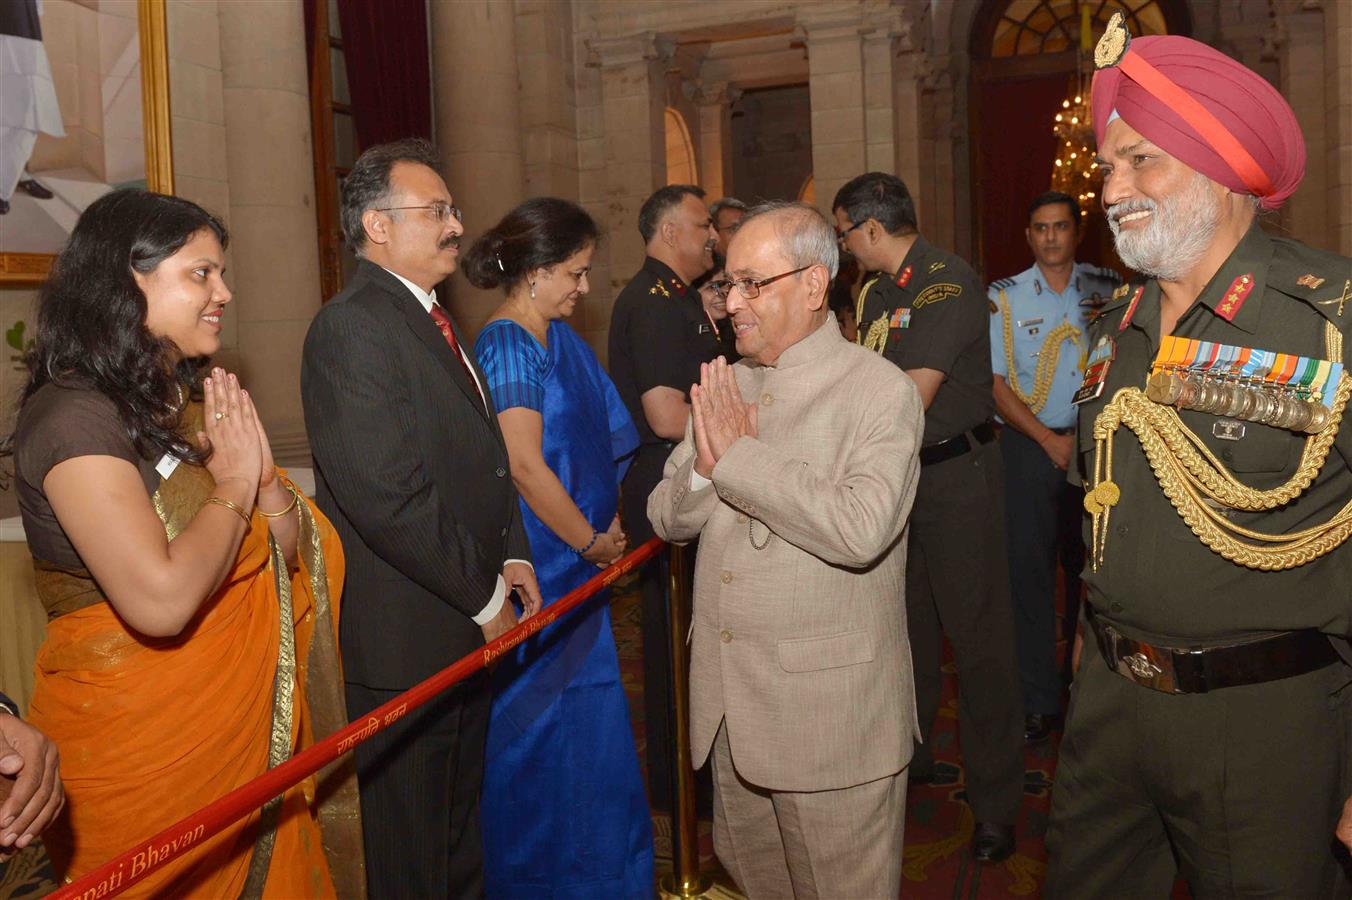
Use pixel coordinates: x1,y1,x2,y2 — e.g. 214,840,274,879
1107,171,1220,281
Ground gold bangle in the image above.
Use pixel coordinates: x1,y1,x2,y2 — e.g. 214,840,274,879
204,496,251,525
258,484,298,518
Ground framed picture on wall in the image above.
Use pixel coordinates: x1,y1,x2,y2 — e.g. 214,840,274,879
0,0,173,285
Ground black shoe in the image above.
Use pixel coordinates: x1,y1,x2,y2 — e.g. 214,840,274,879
1024,712,1057,744
972,821,1016,863
18,178,53,199
0,197,8,215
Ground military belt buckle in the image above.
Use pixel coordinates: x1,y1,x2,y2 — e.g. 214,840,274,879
1096,620,1208,694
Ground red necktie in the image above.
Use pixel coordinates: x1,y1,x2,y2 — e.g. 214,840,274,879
428,303,485,408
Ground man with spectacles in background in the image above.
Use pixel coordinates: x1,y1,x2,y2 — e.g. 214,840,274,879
833,172,1025,864
303,138,541,898
709,197,748,267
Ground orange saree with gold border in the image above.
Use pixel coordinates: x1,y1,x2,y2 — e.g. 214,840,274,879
27,457,363,899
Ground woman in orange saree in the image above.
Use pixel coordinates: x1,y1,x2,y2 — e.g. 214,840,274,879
4,190,362,898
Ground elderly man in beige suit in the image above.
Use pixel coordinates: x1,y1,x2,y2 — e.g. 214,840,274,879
649,202,924,898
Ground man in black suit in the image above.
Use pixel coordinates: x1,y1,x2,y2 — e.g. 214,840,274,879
301,139,541,898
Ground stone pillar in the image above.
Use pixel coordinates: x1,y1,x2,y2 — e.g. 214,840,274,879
1324,0,1352,255
693,81,736,200
217,0,321,464
893,49,925,221
797,11,867,216
581,33,667,359
862,10,907,175
1273,3,1328,249
431,0,526,336
516,0,579,201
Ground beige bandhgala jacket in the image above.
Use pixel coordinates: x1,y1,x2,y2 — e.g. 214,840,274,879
648,316,924,792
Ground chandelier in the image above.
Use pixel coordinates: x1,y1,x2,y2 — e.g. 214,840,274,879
1050,8,1101,216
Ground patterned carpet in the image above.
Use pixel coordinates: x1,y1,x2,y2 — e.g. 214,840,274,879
2,572,1067,899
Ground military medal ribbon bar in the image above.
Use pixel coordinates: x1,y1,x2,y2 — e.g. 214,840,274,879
1144,336,1341,434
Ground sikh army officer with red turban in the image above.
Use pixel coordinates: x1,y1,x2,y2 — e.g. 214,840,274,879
1045,13,1352,896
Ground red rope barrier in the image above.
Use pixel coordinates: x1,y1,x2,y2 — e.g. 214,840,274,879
52,538,665,900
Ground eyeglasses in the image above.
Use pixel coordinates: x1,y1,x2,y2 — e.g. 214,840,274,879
710,265,811,301
374,203,463,225
835,220,865,243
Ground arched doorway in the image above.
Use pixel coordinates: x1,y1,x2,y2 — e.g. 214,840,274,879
969,0,1190,281
664,107,697,186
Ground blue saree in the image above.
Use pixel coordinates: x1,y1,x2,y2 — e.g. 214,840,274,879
474,318,652,899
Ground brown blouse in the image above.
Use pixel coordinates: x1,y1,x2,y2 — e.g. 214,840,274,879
15,384,160,570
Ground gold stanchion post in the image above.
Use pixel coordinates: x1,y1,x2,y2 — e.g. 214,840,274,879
660,544,711,897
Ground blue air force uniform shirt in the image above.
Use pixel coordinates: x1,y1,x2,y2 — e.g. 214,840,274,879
988,263,1122,430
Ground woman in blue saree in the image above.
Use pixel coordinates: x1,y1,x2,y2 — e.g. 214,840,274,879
465,198,653,898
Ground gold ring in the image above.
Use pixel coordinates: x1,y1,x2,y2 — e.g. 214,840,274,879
214,411,226,420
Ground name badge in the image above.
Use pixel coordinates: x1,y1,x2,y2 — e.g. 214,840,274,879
1017,317,1044,328
1072,336,1116,405
698,323,712,335
155,452,181,480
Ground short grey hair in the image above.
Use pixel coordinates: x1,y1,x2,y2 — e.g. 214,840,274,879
741,201,839,279
709,196,748,219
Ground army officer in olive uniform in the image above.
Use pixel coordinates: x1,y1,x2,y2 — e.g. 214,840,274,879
1046,16,1352,897
608,183,718,812
833,172,1025,864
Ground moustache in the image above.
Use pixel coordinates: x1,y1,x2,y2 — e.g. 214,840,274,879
439,235,461,251
1106,198,1156,224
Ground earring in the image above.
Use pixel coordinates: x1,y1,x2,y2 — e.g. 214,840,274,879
529,282,536,300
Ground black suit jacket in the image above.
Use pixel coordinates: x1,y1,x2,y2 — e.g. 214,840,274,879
301,261,529,689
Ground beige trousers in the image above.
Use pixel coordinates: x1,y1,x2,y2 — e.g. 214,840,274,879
710,720,906,899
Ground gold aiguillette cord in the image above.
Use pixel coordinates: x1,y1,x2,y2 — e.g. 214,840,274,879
1087,321,1352,571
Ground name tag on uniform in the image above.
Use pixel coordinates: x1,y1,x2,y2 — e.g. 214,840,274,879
698,323,712,335
1017,317,1044,328
1072,336,1116,405
155,452,181,480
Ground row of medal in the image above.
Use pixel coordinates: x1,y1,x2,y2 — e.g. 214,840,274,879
1144,336,1342,435
1145,370,1330,433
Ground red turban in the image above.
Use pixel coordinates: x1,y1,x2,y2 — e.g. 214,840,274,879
1091,28,1305,210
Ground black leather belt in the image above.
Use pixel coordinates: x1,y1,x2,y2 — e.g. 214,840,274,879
919,421,996,466
1086,606,1338,694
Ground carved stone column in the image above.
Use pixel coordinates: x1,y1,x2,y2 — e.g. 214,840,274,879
217,0,320,462
796,10,868,215
693,81,738,200
431,0,526,335
586,32,670,325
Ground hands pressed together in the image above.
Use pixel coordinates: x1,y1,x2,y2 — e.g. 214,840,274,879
692,357,758,479
199,368,266,493
0,711,62,863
